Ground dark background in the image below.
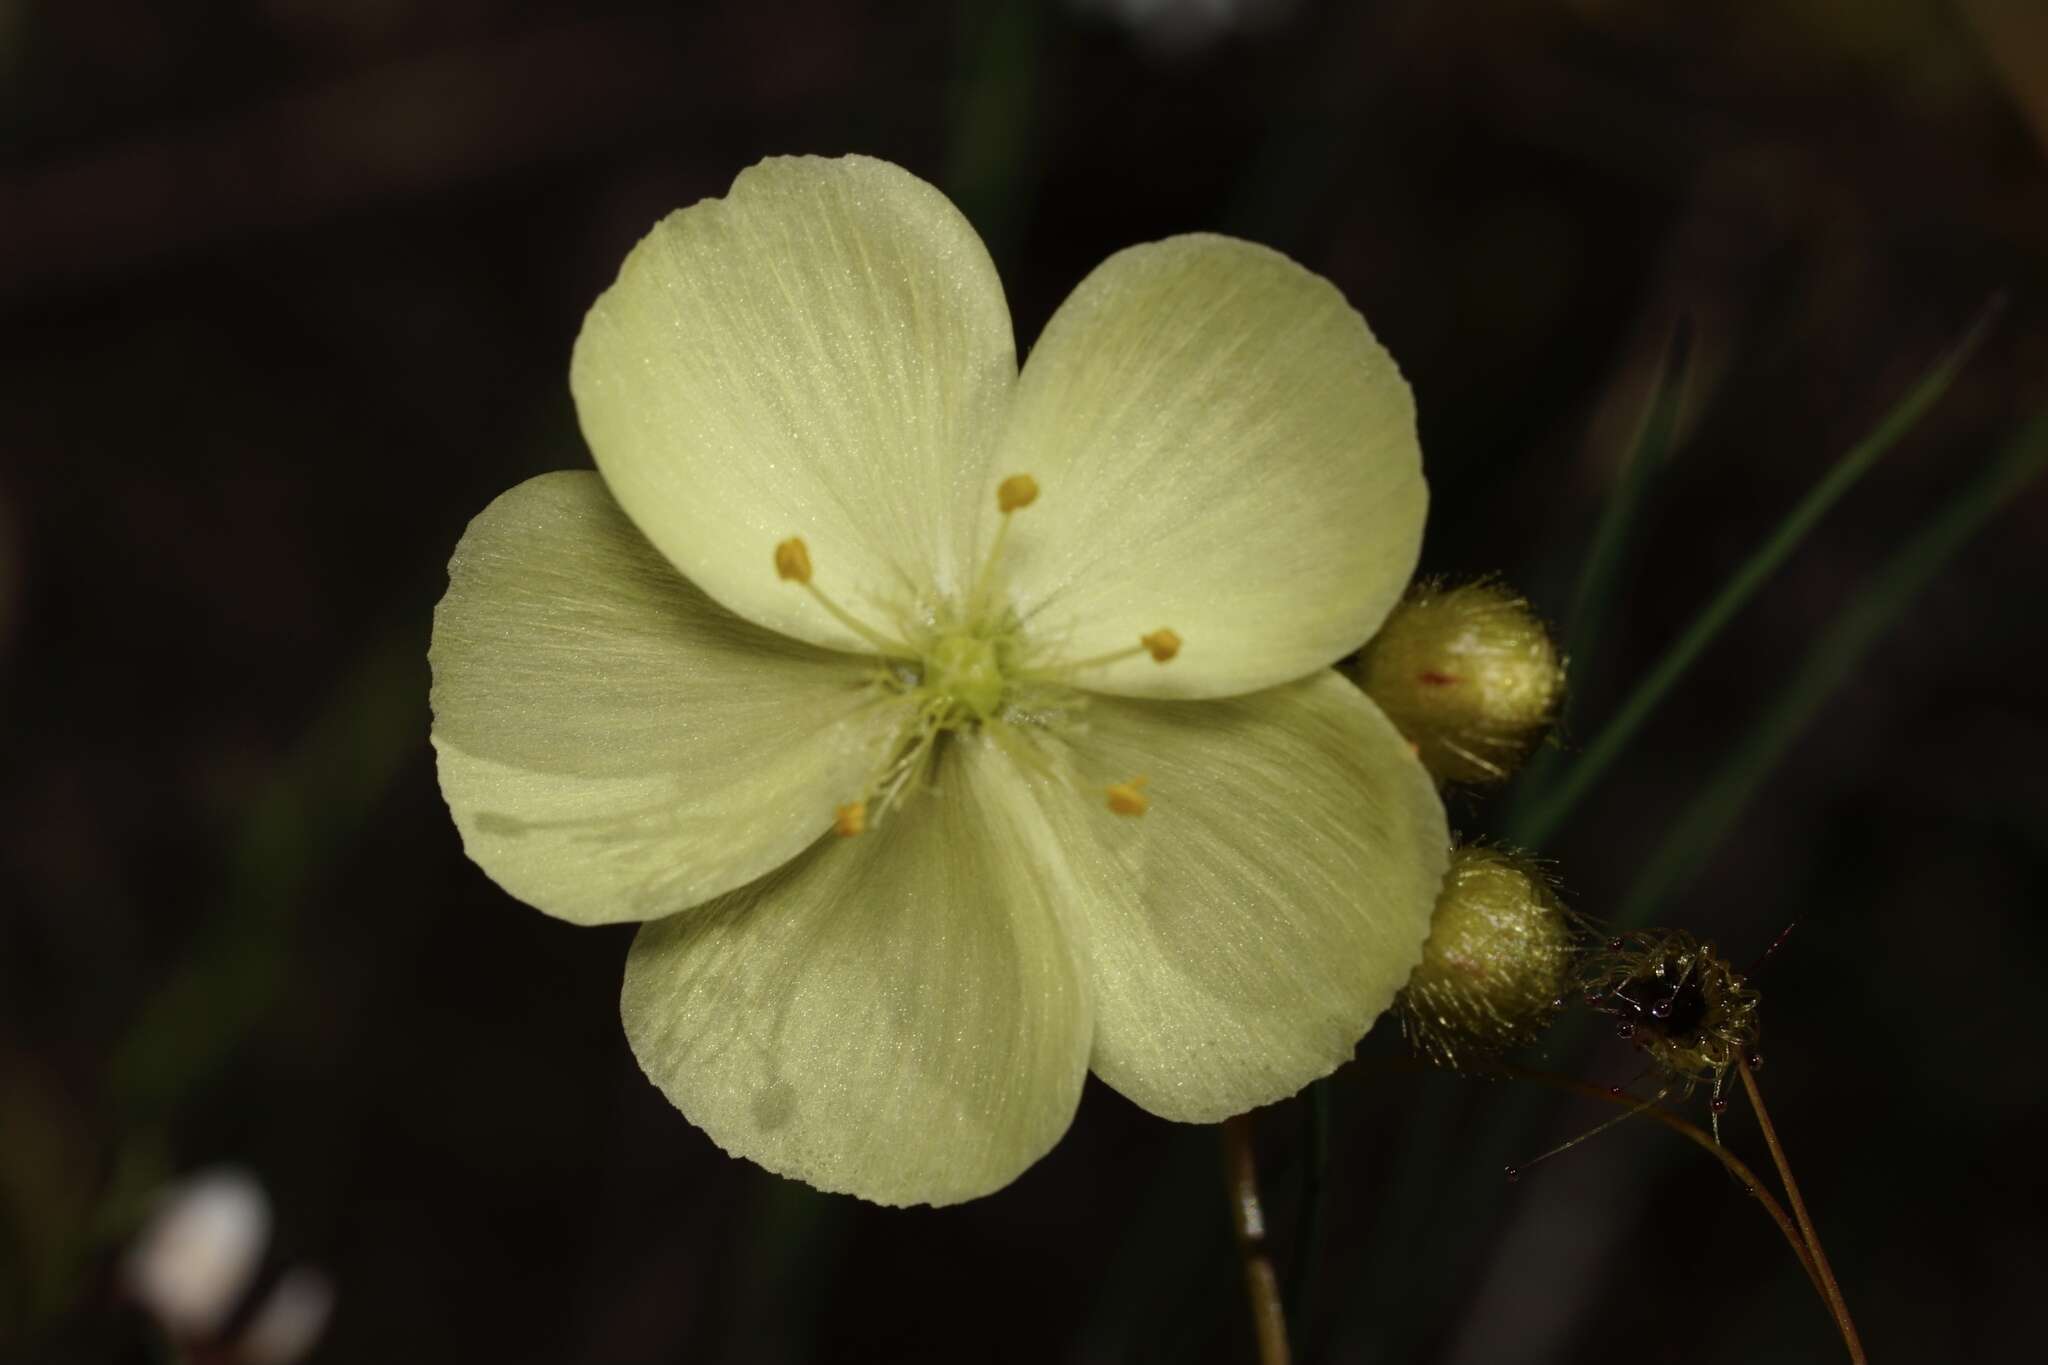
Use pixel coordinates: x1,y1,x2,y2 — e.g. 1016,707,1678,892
4,1,2045,1362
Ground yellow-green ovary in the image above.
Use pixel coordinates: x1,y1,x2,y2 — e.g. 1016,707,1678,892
922,632,1007,725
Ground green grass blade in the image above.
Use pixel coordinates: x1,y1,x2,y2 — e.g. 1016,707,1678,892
1510,302,2002,849
1564,319,1695,683
1613,405,2048,927
1506,321,1694,829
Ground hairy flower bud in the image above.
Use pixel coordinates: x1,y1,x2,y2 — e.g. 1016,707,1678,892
1350,579,1564,785
1399,845,1578,1069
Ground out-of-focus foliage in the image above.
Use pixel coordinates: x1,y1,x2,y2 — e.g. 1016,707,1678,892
3,2,2045,1362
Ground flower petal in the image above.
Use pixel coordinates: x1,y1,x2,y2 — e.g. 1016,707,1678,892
1025,670,1448,1121
993,235,1426,699
571,155,1018,651
429,471,896,925
620,737,1091,1206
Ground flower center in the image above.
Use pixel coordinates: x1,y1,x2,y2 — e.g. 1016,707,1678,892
922,630,1007,727
772,472,1180,834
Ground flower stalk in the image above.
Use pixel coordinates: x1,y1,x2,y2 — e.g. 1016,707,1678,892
1220,1114,1292,1365
1494,1065,1821,1295
1737,1058,1866,1364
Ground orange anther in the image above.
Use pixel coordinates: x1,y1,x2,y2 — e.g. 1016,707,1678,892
996,474,1039,513
1105,777,1150,817
774,537,813,584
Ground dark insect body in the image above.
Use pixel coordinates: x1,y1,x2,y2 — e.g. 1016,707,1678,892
1578,928,1761,1142
1507,925,1788,1184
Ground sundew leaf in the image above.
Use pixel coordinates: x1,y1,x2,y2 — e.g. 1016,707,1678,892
1614,405,2048,927
1510,301,2002,849
1506,320,1694,833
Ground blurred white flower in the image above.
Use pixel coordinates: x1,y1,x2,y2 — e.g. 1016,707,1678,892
121,1167,334,1365
1070,0,1298,56
121,1167,270,1337
240,1267,337,1365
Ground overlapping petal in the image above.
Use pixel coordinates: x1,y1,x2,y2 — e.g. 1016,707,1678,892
620,735,1091,1206
1014,671,1448,1121
992,235,1427,700
570,155,1019,652
429,471,896,925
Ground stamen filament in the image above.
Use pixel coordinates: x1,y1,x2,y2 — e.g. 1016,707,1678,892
773,536,912,656
967,515,1012,617
1052,642,1148,672
800,580,912,656
1020,628,1181,682
842,704,947,837
968,473,1039,617
984,717,1062,784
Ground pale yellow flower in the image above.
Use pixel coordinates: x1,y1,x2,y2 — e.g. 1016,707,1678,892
430,155,1448,1206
